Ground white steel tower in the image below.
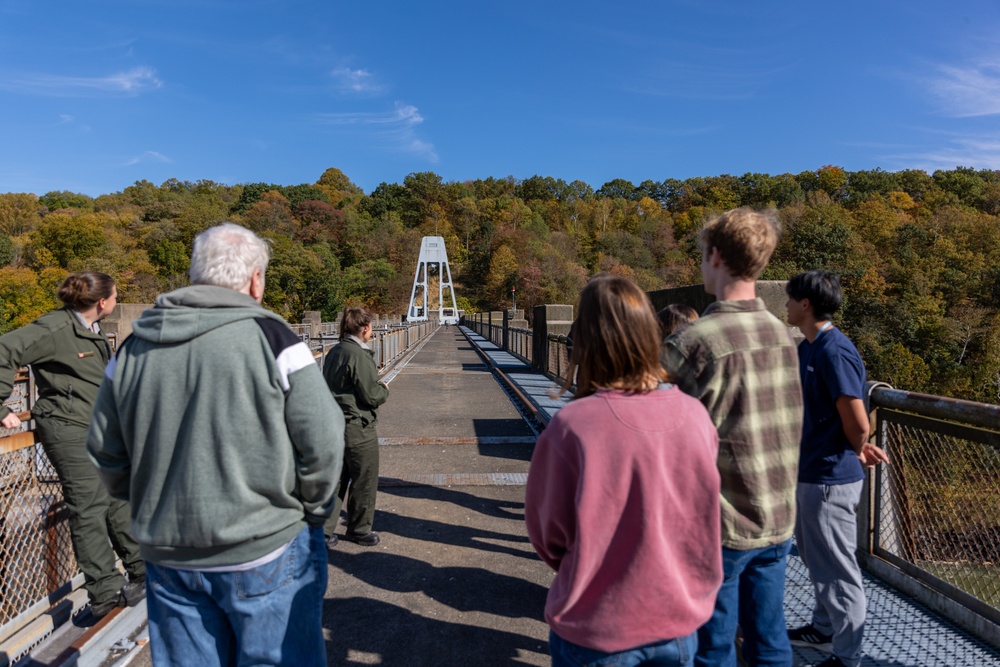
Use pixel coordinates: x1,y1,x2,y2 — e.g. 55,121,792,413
407,236,459,324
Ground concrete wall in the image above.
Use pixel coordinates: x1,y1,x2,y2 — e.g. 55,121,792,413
647,279,792,324
101,303,152,342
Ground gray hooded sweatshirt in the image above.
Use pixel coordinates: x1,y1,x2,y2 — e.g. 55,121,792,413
87,285,345,568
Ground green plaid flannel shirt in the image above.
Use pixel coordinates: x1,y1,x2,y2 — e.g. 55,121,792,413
663,299,803,551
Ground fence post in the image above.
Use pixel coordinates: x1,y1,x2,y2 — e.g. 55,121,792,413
532,305,573,372
502,310,510,351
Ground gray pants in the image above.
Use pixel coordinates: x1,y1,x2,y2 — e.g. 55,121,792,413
795,480,865,667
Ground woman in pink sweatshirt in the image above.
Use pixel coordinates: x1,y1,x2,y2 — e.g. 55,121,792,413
525,274,722,667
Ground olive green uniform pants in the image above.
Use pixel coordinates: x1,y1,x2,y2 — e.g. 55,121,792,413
324,421,379,538
36,418,145,606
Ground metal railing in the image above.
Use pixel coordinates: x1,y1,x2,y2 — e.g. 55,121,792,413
508,327,532,364
370,323,433,370
485,322,503,347
301,322,435,372
864,385,1000,638
0,373,79,643
546,333,572,383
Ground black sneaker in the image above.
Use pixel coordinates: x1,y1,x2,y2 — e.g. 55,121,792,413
788,625,833,652
344,531,380,547
814,656,846,667
326,534,339,549
90,593,124,619
121,576,146,607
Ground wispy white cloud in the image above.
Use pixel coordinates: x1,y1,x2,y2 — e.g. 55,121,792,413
926,59,1000,117
56,113,91,132
317,103,423,127
0,66,162,96
623,59,793,102
885,133,1000,172
123,151,172,167
331,66,385,95
316,102,437,161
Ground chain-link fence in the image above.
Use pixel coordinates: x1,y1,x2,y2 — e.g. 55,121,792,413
871,387,1000,625
0,373,77,641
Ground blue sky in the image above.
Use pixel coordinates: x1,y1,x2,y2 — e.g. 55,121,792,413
2,0,1000,197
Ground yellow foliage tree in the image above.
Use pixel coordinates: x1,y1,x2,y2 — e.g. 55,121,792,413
485,245,518,305
0,266,59,333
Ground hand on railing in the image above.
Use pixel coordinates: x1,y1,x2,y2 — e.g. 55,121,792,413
1,410,30,429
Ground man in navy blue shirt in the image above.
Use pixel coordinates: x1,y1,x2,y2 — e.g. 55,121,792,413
784,270,889,667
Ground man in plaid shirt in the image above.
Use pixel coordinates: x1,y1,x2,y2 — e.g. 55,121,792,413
663,208,803,667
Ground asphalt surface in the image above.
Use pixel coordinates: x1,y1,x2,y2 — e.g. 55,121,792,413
323,327,549,666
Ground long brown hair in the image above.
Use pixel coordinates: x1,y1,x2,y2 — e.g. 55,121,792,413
56,272,115,311
565,274,667,399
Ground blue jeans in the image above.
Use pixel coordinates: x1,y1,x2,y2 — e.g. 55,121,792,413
695,539,792,667
146,525,328,667
550,630,696,667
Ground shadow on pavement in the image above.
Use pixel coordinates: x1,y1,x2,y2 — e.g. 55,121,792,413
369,508,535,560
473,417,536,439
324,596,548,666
378,484,526,521
329,549,546,618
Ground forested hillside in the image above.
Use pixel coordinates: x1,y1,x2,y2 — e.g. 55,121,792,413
1,165,999,403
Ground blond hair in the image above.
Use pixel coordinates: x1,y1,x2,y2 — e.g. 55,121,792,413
699,208,780,280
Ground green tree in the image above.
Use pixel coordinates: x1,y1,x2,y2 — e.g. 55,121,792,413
33,212,109,268
845,168,900,205
0,234,14,267
38,191,95,212
597,179,637,200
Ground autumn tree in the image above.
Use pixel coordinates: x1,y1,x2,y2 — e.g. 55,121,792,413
485,244,518,306
0,266,59,333
32,212,109,268
0,193,42,237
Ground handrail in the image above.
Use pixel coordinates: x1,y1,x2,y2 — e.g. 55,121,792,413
864,381,1000,645
0,412,35,455
869,385,1000,433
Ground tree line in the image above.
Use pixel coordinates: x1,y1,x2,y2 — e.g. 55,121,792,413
1,165,999,404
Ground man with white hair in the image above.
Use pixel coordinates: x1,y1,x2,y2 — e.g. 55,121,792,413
88,223,344,666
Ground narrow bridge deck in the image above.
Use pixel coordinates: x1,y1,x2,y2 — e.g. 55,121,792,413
323,326,551,665
61,326,1000,666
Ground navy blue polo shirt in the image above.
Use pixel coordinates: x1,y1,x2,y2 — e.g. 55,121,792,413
798,326,866,484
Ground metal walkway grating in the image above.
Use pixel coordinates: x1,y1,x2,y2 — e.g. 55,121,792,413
785,546,1000,666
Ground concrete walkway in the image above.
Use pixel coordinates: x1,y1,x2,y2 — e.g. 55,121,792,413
323,326,551,666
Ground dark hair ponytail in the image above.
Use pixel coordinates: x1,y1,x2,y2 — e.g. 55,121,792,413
56,272,116,311
340,307,373,337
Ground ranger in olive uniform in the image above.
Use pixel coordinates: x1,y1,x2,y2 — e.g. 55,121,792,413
323,308,389,547
0,272,144,617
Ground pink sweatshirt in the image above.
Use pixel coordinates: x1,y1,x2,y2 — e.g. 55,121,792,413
525,385,722,652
